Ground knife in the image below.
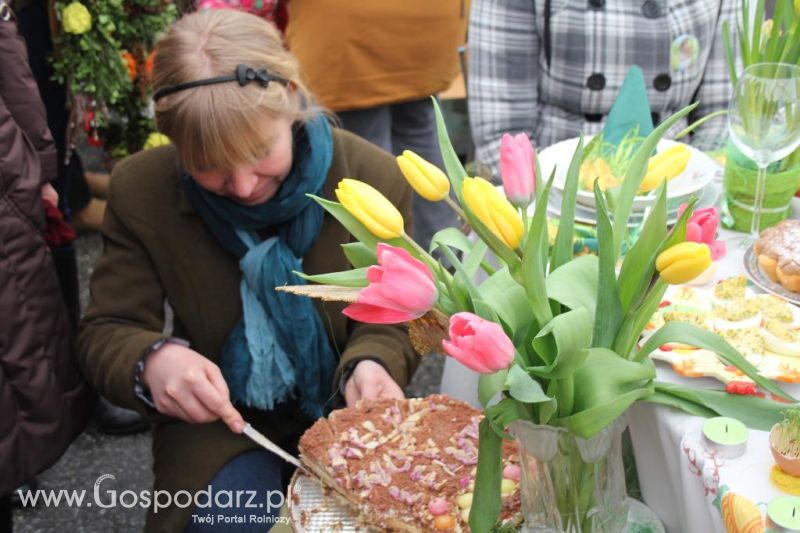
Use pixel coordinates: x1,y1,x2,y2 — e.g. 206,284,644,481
242,423,312,474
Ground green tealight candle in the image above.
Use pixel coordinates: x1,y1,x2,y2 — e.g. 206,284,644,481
701,417,748,458
768,496,800,531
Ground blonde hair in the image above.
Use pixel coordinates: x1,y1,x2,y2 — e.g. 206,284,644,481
152,9,317,174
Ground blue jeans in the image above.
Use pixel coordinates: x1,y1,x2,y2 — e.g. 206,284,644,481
338,97,460,250
184,450,284,533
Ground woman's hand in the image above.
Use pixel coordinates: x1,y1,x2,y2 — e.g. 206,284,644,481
343,359,404,407
142,343,245,433
41,183,58,205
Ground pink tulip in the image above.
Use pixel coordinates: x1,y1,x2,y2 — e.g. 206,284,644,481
500,132,536,208
343,243,438,324
677,204,726,261
442,312,515,374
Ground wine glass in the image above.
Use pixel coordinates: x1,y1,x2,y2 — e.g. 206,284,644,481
728,62,800,239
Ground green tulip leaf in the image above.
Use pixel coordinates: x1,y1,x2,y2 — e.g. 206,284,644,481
470,419,503,533
556,385,655,439
617,181,667,312
650,382,795,431
550,135,584,273
341,242,377,268
294,267,369,287
637,322,795,401
432,97,468,203
522,169,557,327
553,348,656,437
479,369,509,407
506,364,552,404
478,268,534,340
546,254,599,323
592,182,623,349
529,307,593,379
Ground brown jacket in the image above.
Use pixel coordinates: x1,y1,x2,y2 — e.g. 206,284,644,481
287,0,469,111
77,129,418,531
0,8,93,496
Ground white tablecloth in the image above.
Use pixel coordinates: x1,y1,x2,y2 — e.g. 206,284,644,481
630,222,800,533
440,202,800,533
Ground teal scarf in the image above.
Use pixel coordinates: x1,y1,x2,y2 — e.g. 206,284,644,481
182,115,336,418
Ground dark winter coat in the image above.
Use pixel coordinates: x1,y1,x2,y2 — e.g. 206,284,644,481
0,8,93,496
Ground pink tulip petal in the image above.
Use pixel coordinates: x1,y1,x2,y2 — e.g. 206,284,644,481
442,340,495,374
685,222,702,243
358,284,427,314
444,313,514,373
377,243,435,283
343,303,420,324
699,221,717,244
376,262,437,310
366,265,384,284
709,241,727,261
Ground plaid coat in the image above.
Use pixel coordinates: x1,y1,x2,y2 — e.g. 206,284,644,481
468,0,737,175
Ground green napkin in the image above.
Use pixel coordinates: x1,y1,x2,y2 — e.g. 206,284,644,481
602,66,654,147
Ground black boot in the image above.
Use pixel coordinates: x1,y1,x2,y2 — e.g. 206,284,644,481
1,494,11,532
94,396,149,436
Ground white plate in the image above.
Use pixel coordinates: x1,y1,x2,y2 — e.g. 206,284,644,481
547,181,721,228
542,137,720,212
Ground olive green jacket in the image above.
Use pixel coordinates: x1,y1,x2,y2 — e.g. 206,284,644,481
77,128,418,532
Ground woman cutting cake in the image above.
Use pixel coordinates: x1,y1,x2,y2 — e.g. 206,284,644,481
77,9,417,532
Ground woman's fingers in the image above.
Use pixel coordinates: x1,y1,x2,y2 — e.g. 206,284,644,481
193,371,244,432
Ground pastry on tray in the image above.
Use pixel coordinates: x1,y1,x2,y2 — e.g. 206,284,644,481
755,220,800,293
298,394,522,532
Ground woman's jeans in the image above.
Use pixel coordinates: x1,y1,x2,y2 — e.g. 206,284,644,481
184,450,284,532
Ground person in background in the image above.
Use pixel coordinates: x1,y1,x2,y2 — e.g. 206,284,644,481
77,10,417,532
14,0,147,436
180,0,288,31
286,0,469,250
468,0,737,174
0,3,94,528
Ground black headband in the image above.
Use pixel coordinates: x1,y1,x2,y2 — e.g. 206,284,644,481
152,63,290,102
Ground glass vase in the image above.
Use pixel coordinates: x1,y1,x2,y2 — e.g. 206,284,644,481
722,141,800,233
509,417,629,533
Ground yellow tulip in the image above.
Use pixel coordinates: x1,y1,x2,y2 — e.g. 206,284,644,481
640,145,691,193
656,242,712,285
396,150,450,201
62,1,92,35
646,145,685,172
143,132,170,150
462,177,524,249
335,178,404,239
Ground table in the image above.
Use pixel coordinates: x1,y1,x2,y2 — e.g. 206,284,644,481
629,221,800,533
440,203,800,533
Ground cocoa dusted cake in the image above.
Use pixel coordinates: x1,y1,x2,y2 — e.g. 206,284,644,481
755,219,800,292
298,394,522,532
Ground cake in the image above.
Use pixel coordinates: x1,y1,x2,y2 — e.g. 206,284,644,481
298,394,522,532
755,220,800,293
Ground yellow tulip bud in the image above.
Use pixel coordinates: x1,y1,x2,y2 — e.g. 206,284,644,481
143,132,170,150
335,178,404,239
396,150,450,201
640,146,691,193
656,242,712,285
62,1,92,35
462,177,524,249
